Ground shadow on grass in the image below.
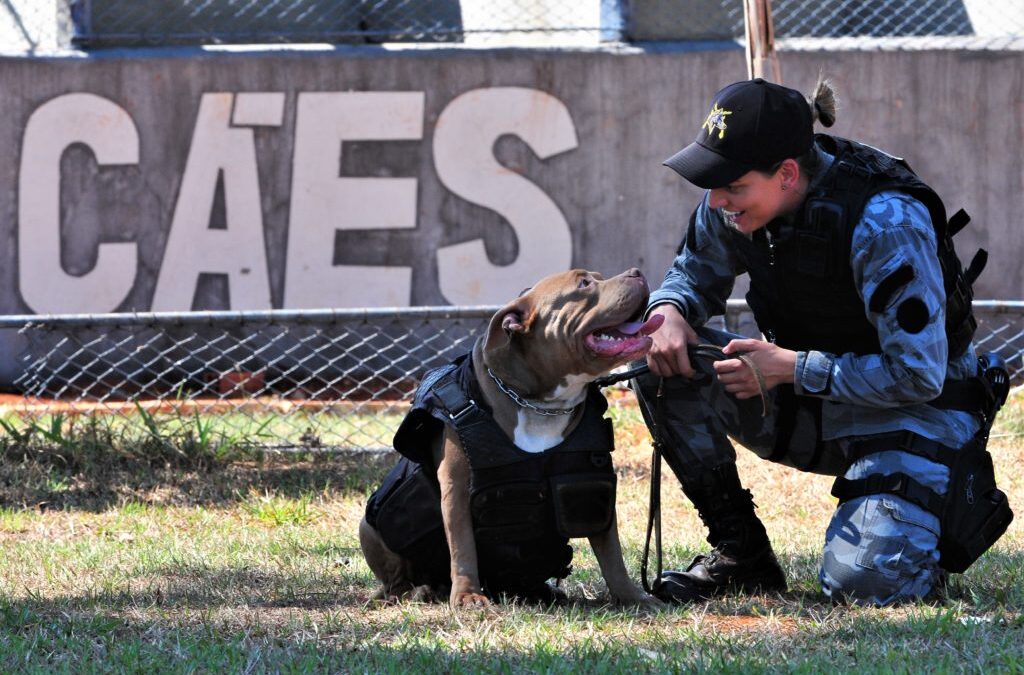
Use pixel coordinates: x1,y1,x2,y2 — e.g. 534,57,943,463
0,450,397,512
3,541,1023,670
25,550,1023,618
0,592,773,675
47,563,374,611
4,569,1023,673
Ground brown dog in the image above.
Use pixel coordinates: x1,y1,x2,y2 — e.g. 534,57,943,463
359,268,664,608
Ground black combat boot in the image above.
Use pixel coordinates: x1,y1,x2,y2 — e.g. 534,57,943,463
655,463,787,603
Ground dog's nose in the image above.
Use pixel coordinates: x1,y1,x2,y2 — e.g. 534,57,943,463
625,267,645,281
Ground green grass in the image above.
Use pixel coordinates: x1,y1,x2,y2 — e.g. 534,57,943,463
993,393,1024,439
0,406,407,471
1,393,1023,672
241,489,319,527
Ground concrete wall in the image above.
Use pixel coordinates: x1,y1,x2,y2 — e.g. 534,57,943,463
1,44,1023,385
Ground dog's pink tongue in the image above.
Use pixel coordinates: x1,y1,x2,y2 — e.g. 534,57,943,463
584,314,666,359
615,314,664,336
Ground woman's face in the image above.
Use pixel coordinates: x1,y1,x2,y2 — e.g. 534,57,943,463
707,166,791,234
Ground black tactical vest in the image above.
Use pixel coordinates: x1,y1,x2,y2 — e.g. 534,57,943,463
729,134,982,358
365,353,617,596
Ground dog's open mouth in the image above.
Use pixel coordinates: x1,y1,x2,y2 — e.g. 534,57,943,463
584,314,664,358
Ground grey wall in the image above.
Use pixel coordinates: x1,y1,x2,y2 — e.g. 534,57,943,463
1,44,1023,385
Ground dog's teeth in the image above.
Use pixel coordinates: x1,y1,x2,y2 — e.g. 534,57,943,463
594,334,635,343
593,332,642,344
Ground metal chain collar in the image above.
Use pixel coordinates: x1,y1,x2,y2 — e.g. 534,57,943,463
485,367,580,416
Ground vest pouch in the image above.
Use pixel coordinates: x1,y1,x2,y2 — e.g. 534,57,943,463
471,481,548,543
550,473,617,538
372,458,447,561
938,443,1014,573
795,232,830,278
479,538,574,596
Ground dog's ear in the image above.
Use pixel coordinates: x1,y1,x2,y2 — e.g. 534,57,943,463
501,310,527,335
486,296,534,350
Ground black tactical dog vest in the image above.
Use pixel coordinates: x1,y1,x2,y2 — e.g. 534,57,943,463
365,353,617,596
727,134,983,358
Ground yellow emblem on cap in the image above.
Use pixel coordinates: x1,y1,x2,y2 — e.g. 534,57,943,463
702,102,732,140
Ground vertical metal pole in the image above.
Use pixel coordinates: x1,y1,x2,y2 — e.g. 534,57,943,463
743,0,782,83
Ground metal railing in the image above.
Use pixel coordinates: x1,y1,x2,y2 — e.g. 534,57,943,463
2,300,1022,453
2,0,1022,53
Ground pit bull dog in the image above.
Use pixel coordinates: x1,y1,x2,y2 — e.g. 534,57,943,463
359,268,664,608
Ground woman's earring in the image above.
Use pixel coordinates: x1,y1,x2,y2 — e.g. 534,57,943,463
781,183,789,191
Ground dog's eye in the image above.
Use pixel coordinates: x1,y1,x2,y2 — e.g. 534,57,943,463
577,278,592,289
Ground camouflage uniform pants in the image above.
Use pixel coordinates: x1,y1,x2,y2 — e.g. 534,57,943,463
633,326,945,606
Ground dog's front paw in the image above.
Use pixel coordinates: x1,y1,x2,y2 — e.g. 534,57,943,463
611,587,665,610
451,591,491,609
635,593,666,610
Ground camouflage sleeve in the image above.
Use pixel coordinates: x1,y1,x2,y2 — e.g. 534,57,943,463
794,191,948,406
647,193,741,328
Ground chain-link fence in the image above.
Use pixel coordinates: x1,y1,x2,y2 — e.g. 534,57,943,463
2,301,1022,453
1,307,490,453
3,0,1022,52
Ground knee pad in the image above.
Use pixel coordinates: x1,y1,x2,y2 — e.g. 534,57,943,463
820,495,941,606
820,549,908,607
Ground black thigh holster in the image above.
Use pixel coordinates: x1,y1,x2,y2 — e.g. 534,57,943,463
831,431,1013,573
938,439,1014,572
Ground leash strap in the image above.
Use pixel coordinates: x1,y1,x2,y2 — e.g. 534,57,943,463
593,362,651,388
689,343,772,418
600,346,771,417
639,377,665,594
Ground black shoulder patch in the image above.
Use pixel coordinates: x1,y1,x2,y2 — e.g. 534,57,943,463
869,264,915,313
896,297,930,334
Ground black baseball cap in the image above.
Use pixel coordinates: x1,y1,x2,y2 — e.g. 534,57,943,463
664,78,814,189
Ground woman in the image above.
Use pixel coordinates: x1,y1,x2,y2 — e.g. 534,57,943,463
636,77,1010,606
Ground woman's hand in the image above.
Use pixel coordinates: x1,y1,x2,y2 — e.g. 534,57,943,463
645,304,700,377
714,339,797,399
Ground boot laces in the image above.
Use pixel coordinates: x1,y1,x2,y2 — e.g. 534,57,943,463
689,547,730,571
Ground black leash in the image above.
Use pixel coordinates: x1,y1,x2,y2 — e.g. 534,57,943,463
592,362,650,388
595,346,770,416
638,378,666,594
594,360,664,593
